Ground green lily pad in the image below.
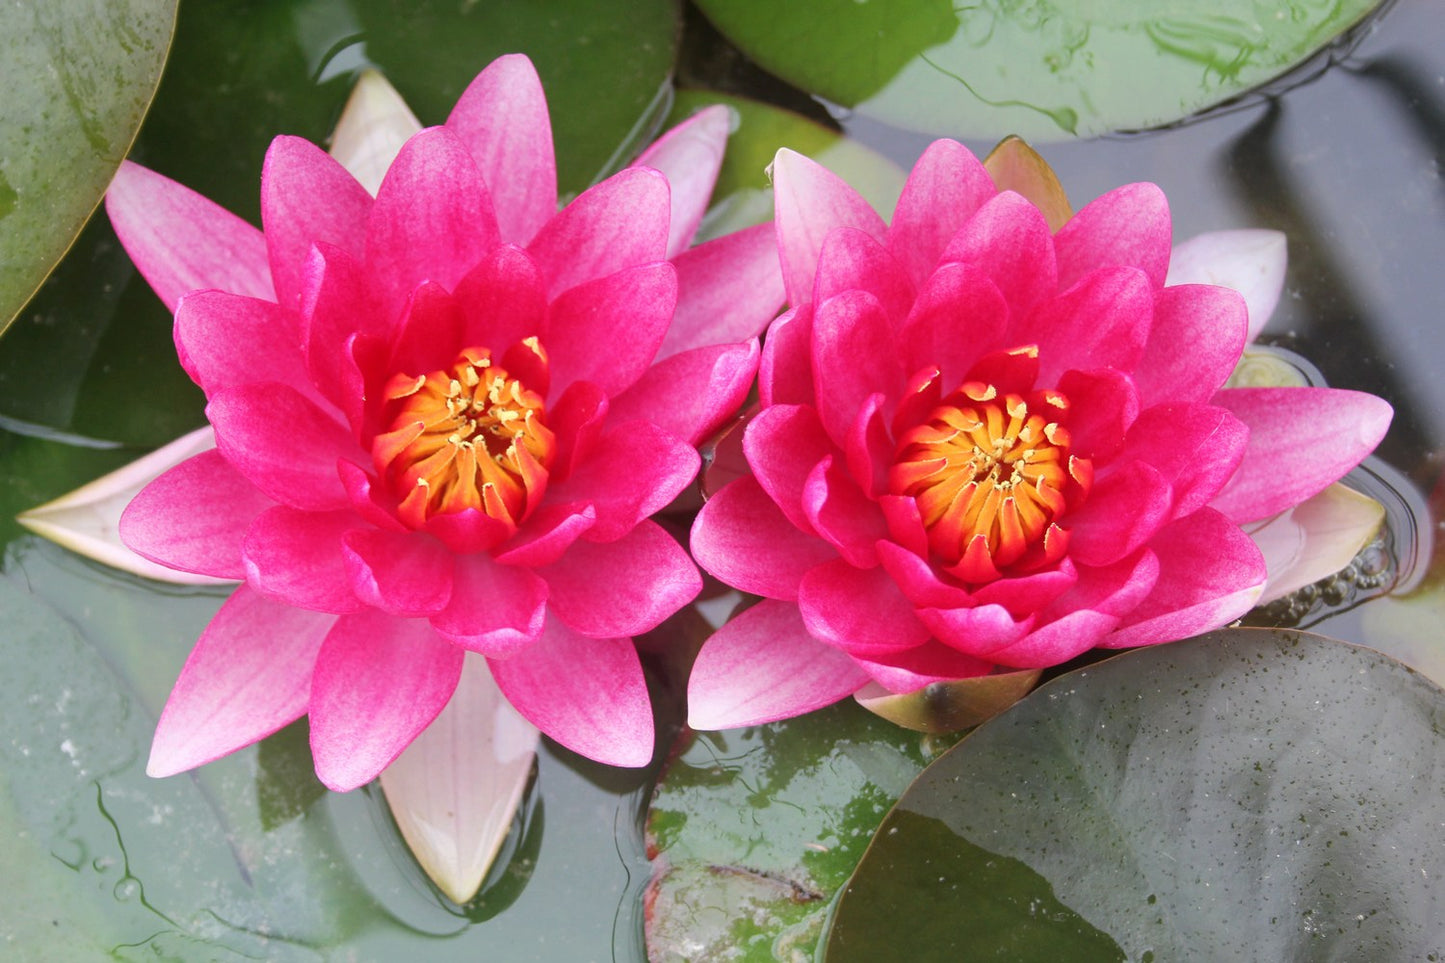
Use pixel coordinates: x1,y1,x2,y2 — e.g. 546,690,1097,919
824,628,1445,961
0,0,175,338
645,701,961,961
0,0,679,446
692,0,1385,141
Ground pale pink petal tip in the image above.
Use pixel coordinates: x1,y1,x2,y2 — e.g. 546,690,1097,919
380,655,539,904
17,427,236,585
329,69,423,196
1167,229,1287,343
1248,481,1386,604
635,104,731,258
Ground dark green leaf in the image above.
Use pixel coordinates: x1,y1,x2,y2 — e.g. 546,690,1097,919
825,629,1445,961
0,0,175,336
692,0,1385,140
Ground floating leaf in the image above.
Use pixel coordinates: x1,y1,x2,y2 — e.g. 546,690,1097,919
693,0,1385,141
0,0,175,336
825,628,1445,961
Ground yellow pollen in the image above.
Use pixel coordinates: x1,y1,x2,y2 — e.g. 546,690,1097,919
375,344,555,531
889,383,1091,582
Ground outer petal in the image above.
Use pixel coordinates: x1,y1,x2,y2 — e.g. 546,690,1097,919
537,520,701,638
1064,461,1173,567
120,447,275,579
687,600,870,729
544,262,677,398
609,340,760,445
147,586,336,776
1053,182,1171,290
1123,403,1249,519
1103,508,1267,648
772,148,888,305
802,457,889,568
798,559,932,657
758,303,815,407
744,403,836,533
174,291,315,401
446,54,557,246
815,227,915,325
887,138,997,289
941,191,1057,316
242,507,366,614
1132,283,1249,407
206,383,357,511
106,161,274,310
528,167,670,297
849,641,994,694
379,654,539,904
489,615,654,767
261,135,372,310
1030,266,1153,384
309,612,465,791
633,104,729,258
662,223,786,360
430,553,548,656
1166,229,1286,343
1248,482,1385,603
811,290,905,447
1209,387,1393,523
692,476,838,600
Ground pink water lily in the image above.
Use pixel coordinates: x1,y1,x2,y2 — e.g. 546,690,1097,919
107,54,783,790
687,139,1392,730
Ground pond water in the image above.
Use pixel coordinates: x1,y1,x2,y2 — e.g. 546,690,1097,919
1,1,1441,960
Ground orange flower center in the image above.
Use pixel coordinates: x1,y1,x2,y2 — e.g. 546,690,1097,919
889,381,1091,582
374,341,556,530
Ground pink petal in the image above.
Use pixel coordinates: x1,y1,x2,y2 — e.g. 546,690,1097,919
609,340,759,446
365,127,499,319
743,403,836,533
493,501,596,567
528,167,670,298
758,304,814,406
341,529,454,617
844,392,892,499
545,262,676,398
1103,508,1266,648
120,449,275,579
105,161,274,311
489,615,654,766
537,520,700,638
309,612,465,791
242,507,366,614
888,139,997,289
1054,182,1172,291
798,559,931,657
261,135,371,311
206,383,357,511
691,476,838,600
544,421,699,541
298,243,382,407
1030,266,1153,385
1132,283,1249,407
1166,229,1286,343
898,261,1007,384
1123,403,1248,519
1209,387,1393,523
811,290,904,446
686,600,870,729
148,586,335,777
1064,461,1173,567
662,223,786,360
378,654,539,904
814,228,915,325
633,104,729,258
174,291,312,401
916,603,1033,658
430,553,548,656
385,281,465,383
802,457,888,568
849,641,993,693
772,148,887,305
422,509,512,556
1248,482,1385,603
941,191,1056,316
446,54,557,246
453,244,549,355
1055,368,1139,463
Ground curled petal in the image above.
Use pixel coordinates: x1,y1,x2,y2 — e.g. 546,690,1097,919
431,554,547,657
798,560,931,657
242,507,366,614
341,529,454,617
687,600,870,730
544,421,698,541
537,521,701,638
174,291,313,400
611,340,760,446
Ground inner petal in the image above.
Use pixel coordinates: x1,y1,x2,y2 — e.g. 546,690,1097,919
889,375,1091,583
375,341,556,533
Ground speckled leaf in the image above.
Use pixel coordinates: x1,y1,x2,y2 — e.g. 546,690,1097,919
645,701,960,962
0,0,175,337
825,628,1445,961
693,0,1385,141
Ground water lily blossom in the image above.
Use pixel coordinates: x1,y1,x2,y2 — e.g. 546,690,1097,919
686,138,1392,730
103,54,783,792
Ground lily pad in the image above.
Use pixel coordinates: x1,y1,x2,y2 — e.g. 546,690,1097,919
645,701,960,961
0,0,175,337
824,628,1445,961
692,0,1385,140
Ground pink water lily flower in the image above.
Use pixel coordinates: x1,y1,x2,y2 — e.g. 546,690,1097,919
107,54,783,790
687,139,1392,730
